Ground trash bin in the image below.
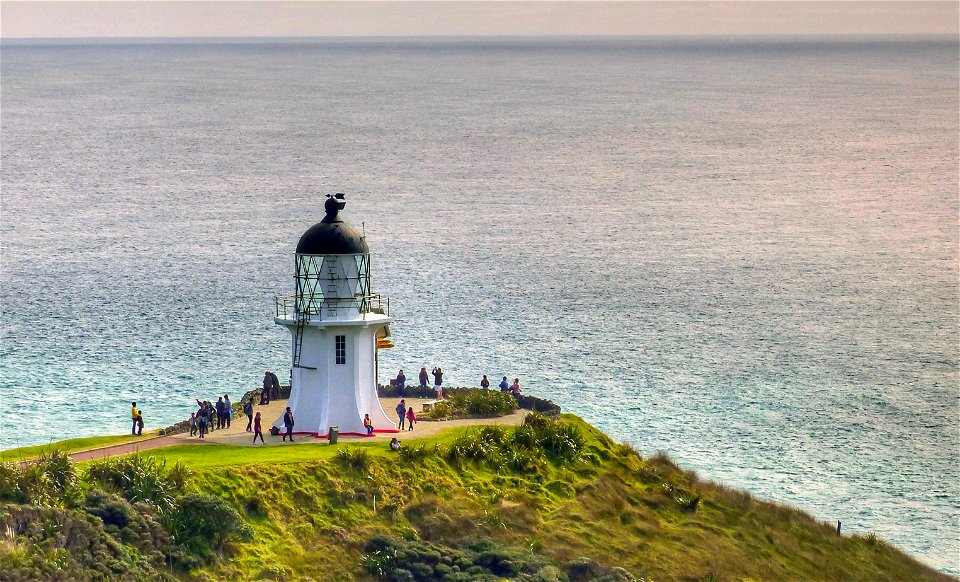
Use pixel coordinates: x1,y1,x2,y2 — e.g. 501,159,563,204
328,426,339,444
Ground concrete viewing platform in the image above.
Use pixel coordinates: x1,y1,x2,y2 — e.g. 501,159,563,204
169,396,528,447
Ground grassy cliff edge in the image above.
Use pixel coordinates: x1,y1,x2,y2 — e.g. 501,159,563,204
0,413,951,582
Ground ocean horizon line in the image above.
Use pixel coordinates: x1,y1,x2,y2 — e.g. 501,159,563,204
2,33,957,47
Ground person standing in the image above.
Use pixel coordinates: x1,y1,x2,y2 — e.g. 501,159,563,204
282,407,295,442
499,376,510,391
406,407,416,431
418,367,429,389
130,402,139,435
253,412,264,444
432,367,444,399
269,371,281,399
189,412,197,437
396,369,406,396
215,397,227,430
480,375,490,390
244,398,254,432
261,372,272,405
396,399,407,430
197,404,208,439
223,394,232,428
136,409,144,436
207,401,217,432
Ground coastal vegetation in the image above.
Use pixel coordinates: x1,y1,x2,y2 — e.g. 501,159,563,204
421,390,518,420
0,414,951,581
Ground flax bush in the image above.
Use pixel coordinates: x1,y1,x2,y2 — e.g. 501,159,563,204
423,390,518,420
86,455,190,514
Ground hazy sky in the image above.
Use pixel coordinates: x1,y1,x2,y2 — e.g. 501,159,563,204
1,1,957,39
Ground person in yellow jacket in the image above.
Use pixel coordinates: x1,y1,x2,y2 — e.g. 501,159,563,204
131,402,140,435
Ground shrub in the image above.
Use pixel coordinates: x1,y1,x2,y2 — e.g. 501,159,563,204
442,416,584,472
335,447,372,472
36,450,75,495
505,449,542,473
0,451,80,507
0,462,25,503
84,489,134,529
0,504,169,580
86,455,189,514
397,444,433,462
362,534,555,581
83,489,176,564
423,390,517,420
444,431,506,469
521,414,584,463
170,493,252,556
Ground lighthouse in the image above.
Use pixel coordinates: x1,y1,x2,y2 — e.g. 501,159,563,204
273,193,396,437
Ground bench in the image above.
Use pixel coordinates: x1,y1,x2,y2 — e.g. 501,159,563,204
420,400,439,413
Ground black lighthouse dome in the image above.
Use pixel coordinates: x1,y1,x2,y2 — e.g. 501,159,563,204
295,194,370,255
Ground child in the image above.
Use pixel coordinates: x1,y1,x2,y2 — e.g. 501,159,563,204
390,438,400,451
363,413,374,435
189,412,197,437
253,411,264,444
406,407,416,431
136,410,144,436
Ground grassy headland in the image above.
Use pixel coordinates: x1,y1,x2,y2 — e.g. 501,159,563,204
0,411,950,581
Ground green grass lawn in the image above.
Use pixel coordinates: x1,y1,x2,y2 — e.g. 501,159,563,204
0,433,149,462
137,426,476,469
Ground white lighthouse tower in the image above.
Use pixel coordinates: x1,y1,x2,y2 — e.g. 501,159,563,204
273,193,396,437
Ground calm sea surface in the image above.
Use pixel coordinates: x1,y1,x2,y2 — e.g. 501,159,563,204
1,37,957,572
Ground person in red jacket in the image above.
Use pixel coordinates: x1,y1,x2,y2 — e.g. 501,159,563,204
405,408,416,431
253,411,264,444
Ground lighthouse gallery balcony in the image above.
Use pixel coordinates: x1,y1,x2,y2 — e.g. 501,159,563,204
274,293,390,323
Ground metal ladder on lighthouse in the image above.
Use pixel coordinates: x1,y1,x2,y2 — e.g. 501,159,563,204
292,313,307,369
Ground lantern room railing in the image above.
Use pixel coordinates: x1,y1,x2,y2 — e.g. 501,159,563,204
275,294,389,320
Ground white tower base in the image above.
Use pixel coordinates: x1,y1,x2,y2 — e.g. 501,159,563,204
272,315,397,437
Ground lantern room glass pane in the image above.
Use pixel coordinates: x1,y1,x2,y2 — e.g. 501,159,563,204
295,255,324,314
295,253,372,316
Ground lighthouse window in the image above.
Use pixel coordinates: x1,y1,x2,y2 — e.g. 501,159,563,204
335,335,346,364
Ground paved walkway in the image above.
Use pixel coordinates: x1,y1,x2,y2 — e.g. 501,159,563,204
171,396,527,447
67,436,206,463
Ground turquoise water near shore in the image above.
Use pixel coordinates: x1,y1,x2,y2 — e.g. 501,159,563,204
1,37,957,571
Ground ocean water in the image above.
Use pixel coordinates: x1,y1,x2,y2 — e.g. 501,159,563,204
1,37,957,572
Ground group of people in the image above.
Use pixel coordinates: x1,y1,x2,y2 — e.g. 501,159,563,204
479,375,523,397
189,394,290,445
180,370,290,444
130,402,144,436
260,370,281,405
394,368,522,400
394,366,445,398
161,366,524,446
190,395,233,438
